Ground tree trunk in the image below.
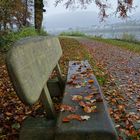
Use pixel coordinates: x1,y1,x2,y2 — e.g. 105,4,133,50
23,0,28,26
34,0,43,32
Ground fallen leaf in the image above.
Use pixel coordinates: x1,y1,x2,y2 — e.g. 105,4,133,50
118,104,125,111
88,80,94,84
115,124,120,128
84,106,96,113
62,117,70,123
81,115,90,120
90,99,96,103
60,104,76,112
84,94,94,101
67,114,82,121
75,85,81,88
79,101,87,107
5,112,13,116
72,95,83,101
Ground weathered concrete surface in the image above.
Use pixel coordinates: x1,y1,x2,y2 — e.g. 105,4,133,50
20,117,56,140
55,61,118,140
6,36,62,105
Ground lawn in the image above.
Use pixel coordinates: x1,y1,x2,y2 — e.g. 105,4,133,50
92,37,140,53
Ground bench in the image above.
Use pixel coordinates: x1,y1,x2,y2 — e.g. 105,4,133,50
6,36,118,140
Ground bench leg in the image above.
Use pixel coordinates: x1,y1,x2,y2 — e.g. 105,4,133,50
40,85,56,119
55,63,65,93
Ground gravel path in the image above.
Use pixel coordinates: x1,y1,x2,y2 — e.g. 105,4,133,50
77,38,140,139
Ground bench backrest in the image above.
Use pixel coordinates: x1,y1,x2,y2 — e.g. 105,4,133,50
6,36,62,107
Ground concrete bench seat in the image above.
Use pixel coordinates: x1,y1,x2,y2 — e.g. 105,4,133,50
6,36,118,140
55,61,118,140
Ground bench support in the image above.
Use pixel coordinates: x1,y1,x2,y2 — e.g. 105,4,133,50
40,85,56,119
55,63,65,93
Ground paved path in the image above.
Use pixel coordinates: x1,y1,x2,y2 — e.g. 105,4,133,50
77,38,140,139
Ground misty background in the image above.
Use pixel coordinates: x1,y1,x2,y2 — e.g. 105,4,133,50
42,0,140,40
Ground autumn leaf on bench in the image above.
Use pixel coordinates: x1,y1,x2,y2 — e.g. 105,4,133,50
84,94,94,101
62,114,90,123
60,104,76,112
79,101,97,113
84,106,97,113
72,95,83,101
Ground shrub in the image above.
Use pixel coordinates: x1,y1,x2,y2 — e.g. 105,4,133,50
121,33,136,42
0,27,48,51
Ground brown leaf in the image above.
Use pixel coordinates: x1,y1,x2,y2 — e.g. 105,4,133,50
67,114,82,121
5,112,13,116
60,104,76,112
62,117,70,123
79,101,86,107
84,94,94,101
88,80,94,84
72,95,83,101
84,106,96,113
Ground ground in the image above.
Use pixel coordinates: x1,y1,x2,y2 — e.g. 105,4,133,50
0,37,140,140
77,37,140,139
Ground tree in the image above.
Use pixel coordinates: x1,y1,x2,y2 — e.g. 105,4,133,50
0,0,31,31
55,0,134,20
33,0,134,32
34,0,46,32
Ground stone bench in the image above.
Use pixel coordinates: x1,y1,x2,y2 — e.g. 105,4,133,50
55,61,118,140
6,36,118,140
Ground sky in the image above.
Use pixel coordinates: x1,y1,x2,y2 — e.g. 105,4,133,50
43,0,140,29
44,0,140,16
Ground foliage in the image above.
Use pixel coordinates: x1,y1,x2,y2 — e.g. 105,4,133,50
55,0,134,20
0,0,32,31
59,31,86,37
0,27,48,52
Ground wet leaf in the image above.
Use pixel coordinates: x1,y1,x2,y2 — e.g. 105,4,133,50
84,106,97,113
60,104,76,112
67,114,82,121
62,117,70,123
75,85,81,88
84,94,94,101
81,115,90,120
88,80,94,84
72,95,83,101
79,101,87,107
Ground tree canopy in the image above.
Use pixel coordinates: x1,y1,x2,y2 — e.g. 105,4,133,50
0,0,135,32
0,0,32,32
55,0,134,20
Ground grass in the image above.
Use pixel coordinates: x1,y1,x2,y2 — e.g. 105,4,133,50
59,37,108,86
59,31,87,37
91,37,140,53
59,31,140,53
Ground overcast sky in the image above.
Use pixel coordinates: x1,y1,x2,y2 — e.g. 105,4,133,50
43,0,140,30
44,0,140,17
